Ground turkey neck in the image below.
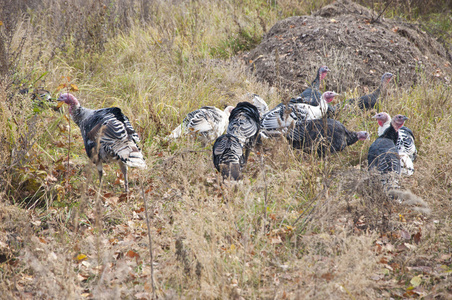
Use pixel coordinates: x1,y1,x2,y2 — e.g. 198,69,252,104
345,129,359,146
70,105,93,128
318,95,329,114
311,71,321,90
380,123,398,144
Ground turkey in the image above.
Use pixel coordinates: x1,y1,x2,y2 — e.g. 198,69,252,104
227,102,261,163
294,66,330,105
167,105,234,145
261,91,338,137
290,66,336,116
212,134,245,180
249,94,269,118
373,112,417,175
348,72,393,110
287,118,369,157
368,114,408,175
57,93,146,192
19,88,52,107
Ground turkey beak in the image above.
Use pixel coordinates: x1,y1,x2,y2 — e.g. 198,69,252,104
371,114,378,119
56,101,65,108
402,116,408,121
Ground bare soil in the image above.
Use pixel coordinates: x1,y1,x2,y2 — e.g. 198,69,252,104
245,0,452,96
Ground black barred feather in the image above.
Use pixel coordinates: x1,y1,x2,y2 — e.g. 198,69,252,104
212,134,245,180
397,127,417,161
58,93,145,192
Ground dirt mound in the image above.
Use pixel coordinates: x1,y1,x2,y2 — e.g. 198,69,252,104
245,0,452,96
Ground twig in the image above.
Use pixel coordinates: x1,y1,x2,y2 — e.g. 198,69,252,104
292,187,327,227
370,0,393,24
95,176,103,279
141,178,156,299
299,190,333,233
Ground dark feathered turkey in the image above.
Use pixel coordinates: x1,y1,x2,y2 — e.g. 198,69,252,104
57,93,146,192
374,112,416,175
348,72,393,110
295,66,330,105
227,102,261,164
289,66,336,115
212,134,245,180
287,118,369,157
368,114,408,175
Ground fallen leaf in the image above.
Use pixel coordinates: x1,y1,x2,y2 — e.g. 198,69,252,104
321,273,334,281
70,84,79,92
76,254,87,261
56,83,67,91
401,229,411,240
126,250,140,259
271,236,282,244
410,275,422,288
413,232,421,244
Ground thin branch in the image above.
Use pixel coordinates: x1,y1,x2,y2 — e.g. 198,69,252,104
370,0,393,24
141,179,156,299
292,187,327,227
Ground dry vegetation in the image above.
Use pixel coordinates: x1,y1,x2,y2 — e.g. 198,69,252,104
1,0,452,299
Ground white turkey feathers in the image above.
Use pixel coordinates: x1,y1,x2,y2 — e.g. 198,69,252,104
168,105,234,145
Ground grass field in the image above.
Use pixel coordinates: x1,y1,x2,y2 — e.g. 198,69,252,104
1,0,452,298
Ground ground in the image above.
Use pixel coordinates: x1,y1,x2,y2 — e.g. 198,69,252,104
245,0,452,98
1,0,452,299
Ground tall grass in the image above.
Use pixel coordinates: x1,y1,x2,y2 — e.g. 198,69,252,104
0,0,451,298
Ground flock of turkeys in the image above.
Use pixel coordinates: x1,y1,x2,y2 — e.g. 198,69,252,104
50,65,415,192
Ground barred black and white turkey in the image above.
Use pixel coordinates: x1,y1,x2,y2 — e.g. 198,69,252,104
261,91,338,138
287,118,369,157
168,105,234,145
348,72,393,110
374,112,416,176
57,93,146,192
212,134,245,180
368,114,408,190
227,102,261,163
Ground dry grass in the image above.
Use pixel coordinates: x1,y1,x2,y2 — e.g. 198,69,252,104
1,0,452,299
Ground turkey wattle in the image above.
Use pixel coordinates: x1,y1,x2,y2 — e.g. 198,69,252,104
348,72,393,110
168,106,234,145
261,91,338,137
287,118,368,157
57,93,146,192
